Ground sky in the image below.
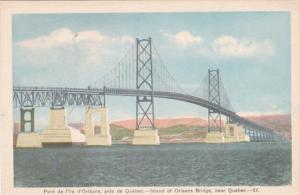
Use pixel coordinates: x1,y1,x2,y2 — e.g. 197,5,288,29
12,12,291,129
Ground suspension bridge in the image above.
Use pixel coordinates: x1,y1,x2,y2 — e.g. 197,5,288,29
13,38,283,147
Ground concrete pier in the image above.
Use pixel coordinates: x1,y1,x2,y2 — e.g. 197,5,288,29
83,107,112,146
204,131,225,143
41,108,72,145
224,123,250,143
16,108,42,148
16,133,42,148
132,129,160,145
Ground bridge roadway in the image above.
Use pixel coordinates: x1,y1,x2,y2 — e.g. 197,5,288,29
13,86,275,134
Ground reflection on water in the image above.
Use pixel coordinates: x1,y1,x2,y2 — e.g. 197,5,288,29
14,142,291,187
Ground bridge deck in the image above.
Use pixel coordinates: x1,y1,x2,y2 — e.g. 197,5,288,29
13,86,280,137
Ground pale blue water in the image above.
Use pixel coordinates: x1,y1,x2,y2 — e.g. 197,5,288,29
14,142,291,187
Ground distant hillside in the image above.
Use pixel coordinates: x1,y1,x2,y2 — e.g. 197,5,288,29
13,114,291,145
111,115,291,140
70,122,207,143
112,117,208,129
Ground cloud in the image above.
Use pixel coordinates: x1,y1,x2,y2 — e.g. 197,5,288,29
163,32,273,59
74,30,106,43
201,36,274,58
14,28,134,87
18,28,134,49
16,28,134,65
18,28,75,49
163,30,203,47
111,36,135,44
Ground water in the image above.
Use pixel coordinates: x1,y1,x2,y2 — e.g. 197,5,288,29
14,142,291,187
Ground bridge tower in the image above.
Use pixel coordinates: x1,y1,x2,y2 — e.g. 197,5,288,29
204,69,225,143
132,38,160,145
135,38,155,130
208,69,222,132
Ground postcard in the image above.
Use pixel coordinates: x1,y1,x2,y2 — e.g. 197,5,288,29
0,1,299,195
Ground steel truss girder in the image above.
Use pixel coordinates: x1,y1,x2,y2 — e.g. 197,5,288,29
136,38,155,130
13,87,105,108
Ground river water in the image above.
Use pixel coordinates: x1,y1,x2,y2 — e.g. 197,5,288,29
14,142,291,187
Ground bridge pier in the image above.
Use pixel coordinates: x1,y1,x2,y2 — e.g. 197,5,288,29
258,131,262,142
41,107,72,146
132,129,160,145
249,129,254,141
224,123,250,143
16,108,42,148
254,130,259,142
268,132,273,141
204,131,225,143
83,107,112,146
264,132,267,141
265,132,269,141
256,130,260,142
